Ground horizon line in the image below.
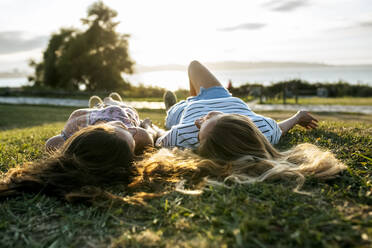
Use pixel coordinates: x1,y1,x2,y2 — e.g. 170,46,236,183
1,60,372,75
135,60,372,73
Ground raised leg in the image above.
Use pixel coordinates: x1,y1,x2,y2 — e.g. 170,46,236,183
188,60,223,96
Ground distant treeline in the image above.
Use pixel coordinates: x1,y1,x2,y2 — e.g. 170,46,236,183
0,80,370,99
0,84,189,100
229,79,372,98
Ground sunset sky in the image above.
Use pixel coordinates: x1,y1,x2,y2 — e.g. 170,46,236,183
0,0,372,72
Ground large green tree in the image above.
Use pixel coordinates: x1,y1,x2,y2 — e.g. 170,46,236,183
29,1,134,91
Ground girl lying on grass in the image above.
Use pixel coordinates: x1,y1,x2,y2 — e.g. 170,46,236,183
135,61,346,194
0,93,163,200
45,92,164,155
158,60,318,151
0,64,346,203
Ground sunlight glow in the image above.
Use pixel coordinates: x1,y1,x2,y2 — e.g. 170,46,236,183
0,0,371,71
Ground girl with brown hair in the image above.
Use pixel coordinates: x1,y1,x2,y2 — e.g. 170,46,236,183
0,125,135,201
46,92,163,155
0,93,164,202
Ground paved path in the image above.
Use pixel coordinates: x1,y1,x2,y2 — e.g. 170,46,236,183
0,96,166,109
0,96,371,114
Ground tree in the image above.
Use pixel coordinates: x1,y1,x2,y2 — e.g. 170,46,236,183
29,1,134,91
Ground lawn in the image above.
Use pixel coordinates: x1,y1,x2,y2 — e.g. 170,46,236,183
0,104,371,247
262,97,372,106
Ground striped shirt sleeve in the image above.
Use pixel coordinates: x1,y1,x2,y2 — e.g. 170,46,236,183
253,116,282,144
156,123,199,148
165,100,187,130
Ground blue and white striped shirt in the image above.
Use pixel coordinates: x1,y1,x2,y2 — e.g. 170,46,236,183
156,97,282,148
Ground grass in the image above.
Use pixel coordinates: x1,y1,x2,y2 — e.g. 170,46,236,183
0,104,371,247
262,97,372,105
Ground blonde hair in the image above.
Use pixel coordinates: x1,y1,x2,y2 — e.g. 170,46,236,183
132,114,346,195
199,114,281,161
0,115,346,204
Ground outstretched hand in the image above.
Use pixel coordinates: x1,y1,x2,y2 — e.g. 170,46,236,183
141,118,152,127
295,110,318,129
139,118,165,142
140,118,153,129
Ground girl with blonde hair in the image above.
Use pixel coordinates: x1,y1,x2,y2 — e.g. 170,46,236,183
158,61,318,150
133,116,345,195
141,61,346,194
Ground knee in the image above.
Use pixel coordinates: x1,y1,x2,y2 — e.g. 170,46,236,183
188,60,202,74
69,109,86,120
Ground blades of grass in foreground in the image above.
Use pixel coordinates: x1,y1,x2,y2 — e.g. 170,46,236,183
0,105,371,247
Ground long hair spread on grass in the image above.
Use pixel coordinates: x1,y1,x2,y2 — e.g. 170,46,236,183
0,125,135,203
131,114,346,195
1,115,346,204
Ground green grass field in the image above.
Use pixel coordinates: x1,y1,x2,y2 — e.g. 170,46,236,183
0,104,371,247
263,97,372,105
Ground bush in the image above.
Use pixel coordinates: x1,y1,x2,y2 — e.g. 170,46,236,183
231,79,372,98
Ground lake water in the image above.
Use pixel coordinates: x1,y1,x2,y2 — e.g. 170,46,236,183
124,66,372,91
0,77,31,88
1,65,372,91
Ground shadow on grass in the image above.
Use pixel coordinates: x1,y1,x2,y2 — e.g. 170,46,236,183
313,111,372,124
0,104,168,131
2,182,369,248
0,104,76,131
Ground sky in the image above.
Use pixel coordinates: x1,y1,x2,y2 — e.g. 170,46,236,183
0,0,372,72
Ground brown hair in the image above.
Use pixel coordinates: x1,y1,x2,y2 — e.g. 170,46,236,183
0,125,135,202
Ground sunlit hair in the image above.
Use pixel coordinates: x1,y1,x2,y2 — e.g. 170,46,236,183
199,114,282,161
0,125,135,203
1,115,347,204
132,114,346,195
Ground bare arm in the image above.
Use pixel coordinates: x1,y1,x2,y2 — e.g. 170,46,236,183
278,110,318,135
45,109,90,152
62,109,91,138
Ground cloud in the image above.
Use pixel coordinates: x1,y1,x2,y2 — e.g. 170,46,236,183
0,31,48,55
359,20,372,28
262,0,310,12
329,18,372,31
348,14,372,29
218,23,266,32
